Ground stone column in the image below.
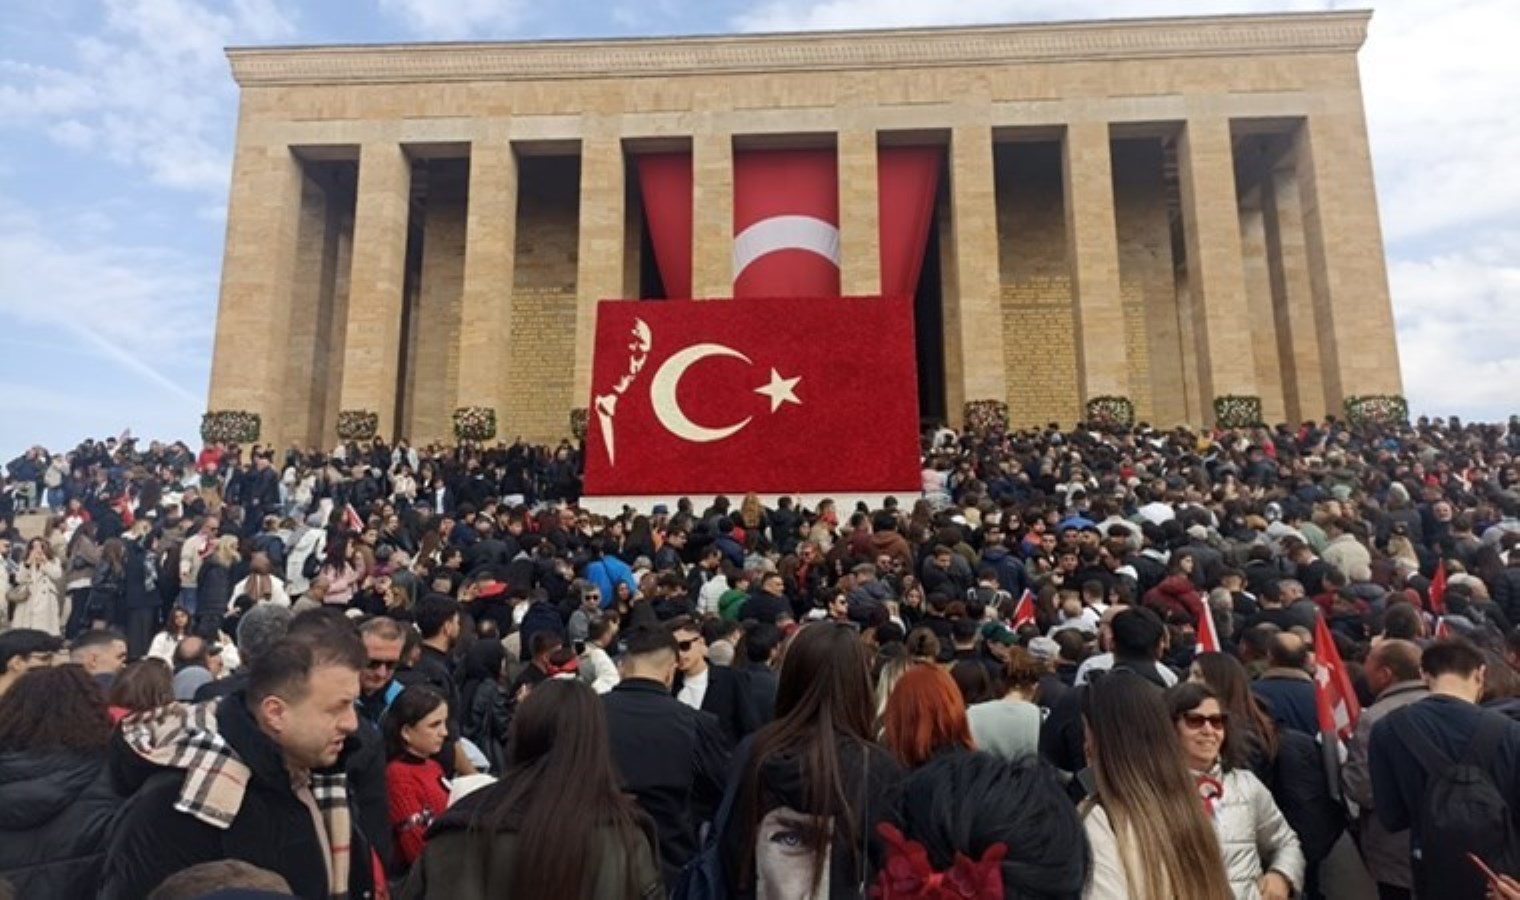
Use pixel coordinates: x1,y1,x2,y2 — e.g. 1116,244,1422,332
207,142,303,445
1239,194,1286,424
1063,121,1129,405
338,142,412,438
1295,113,1403,406
283,171,344,449
1176,118,1258,417
691,131,733,298
1264,164,1326,421
457,139,519,422
575,137,627,401
837,130,881,296
945,125,1006,424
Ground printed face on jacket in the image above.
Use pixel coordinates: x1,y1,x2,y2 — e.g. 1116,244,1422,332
756,807,830,900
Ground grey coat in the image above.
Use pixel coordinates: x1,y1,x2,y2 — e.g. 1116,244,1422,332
1199,765,1306,899
1342,679,1428,889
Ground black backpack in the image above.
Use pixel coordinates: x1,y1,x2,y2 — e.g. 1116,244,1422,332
1392,710,1520,897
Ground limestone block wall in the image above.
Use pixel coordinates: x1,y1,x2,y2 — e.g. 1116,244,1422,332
505,155,580,443
1112,139,1182,425
996,142,1080,428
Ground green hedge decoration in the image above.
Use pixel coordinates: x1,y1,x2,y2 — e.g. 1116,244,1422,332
452,406,498,442
1213,395,1263,429
1085,396,1136,429
336,409,379,442
963,400,1009,433
200,410,260,444
1344,395,1409,428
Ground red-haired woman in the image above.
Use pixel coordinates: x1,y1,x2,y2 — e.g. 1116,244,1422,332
882,663,976,769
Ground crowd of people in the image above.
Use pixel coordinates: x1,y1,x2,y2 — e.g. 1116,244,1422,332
0,414,1518,899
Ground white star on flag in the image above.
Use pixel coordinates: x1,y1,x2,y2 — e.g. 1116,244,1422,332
754,368,802,413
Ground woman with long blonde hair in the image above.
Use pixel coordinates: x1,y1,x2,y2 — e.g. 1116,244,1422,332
1080,674,1232,900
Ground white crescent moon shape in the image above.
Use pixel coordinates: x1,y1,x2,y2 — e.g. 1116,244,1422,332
650,343,754,443
732,214,841,281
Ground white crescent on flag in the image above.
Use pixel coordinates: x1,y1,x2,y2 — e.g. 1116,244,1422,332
732,214,840,282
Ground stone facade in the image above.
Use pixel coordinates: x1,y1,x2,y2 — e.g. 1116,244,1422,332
209,10,1403,446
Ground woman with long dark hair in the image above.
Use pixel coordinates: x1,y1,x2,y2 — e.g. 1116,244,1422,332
458,639,511,773
1080,674,1231,900
385,686,451,869
1191,651,1341,886
12,537,64,636
1166,682,1303,900
719,621,905,899
399,679,660,898
0,665,119,897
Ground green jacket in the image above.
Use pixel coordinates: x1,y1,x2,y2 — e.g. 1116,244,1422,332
398,812,663,900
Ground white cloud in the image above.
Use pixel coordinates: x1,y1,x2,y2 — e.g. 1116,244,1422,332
0,197,213,404
0,0,299,194
378,0,528,39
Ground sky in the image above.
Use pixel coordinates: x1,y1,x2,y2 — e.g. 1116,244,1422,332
0,0,1515,453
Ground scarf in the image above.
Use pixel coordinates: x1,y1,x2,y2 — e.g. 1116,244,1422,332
121,699,354,898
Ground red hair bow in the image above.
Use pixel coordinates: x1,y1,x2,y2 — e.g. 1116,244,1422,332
871,822,1006,900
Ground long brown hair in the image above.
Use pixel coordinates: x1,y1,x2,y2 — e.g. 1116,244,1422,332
1192,651,1278,764
0,665,112,753
739,622,878,892
1082,674,1231,900
470,679,648,899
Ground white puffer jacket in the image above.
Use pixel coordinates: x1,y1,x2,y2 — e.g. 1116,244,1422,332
1196,764,1306,899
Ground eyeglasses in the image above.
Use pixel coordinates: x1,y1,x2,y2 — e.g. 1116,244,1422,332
676,638,700,652
365,658,399,672
1179,712,1228,731
584,594,602,603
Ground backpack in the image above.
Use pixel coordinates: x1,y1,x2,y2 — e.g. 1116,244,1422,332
302,551,322,581
1392,710,1520,897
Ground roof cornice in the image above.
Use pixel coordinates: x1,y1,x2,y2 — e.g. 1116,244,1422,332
226,10,1372,87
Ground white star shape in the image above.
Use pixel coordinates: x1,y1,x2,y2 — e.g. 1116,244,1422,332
754,368,802,413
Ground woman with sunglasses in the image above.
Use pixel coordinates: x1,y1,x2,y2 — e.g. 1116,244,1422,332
1167,682,1304,900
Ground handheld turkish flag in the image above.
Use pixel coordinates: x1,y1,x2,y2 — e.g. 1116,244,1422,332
732,149,839,298
583,295,920,497
1428,559,1448,615
1010,589,1037,629
1196,604,1223,654
343,503,365,534
1434,617,1453,639
1312,611,1361,742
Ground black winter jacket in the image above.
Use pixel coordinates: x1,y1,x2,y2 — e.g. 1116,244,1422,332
99,694,378,900
0,749,119,898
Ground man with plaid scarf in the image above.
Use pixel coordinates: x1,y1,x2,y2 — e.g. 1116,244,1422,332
100,619,379,899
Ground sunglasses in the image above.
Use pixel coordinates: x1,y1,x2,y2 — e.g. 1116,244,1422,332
676,638,700,652
1179,712,1228,731
365,658,399,672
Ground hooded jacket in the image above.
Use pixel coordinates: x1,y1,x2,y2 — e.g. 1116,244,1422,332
0,748,119,898
717,734,904,899
1193,764,1305,900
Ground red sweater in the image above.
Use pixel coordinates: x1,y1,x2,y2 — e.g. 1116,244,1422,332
386,756,450,867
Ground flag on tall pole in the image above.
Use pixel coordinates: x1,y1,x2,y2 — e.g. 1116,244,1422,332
1313,611,1361,741
1010,589,1037,629
1428,559,1448,616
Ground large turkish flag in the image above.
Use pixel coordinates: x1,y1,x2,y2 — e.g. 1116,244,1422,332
732,149,840,299
583,296,921,497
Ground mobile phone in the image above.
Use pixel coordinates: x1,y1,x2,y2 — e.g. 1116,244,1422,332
1468,852,1501,883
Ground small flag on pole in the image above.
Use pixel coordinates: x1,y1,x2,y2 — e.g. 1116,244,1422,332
1197,604,1223,654
343,503,365,534
1434,617,1453,639
1011,589,1037,629
1429,559,1448,616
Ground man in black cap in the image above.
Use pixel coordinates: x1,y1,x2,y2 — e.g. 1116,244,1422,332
0,628,63,697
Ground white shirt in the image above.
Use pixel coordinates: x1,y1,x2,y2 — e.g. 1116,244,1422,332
1073,652,1179,687
677,667,710,711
